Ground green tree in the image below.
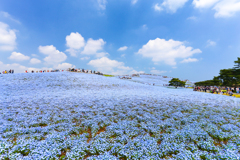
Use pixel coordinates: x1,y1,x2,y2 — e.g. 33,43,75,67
234,57,240,69
218,69,236,87
169,78,186,87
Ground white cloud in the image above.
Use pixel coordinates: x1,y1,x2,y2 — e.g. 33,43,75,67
118,46,128,51
66,32,85,57
55,63,75,70
0,11,21,24
206,40,217,47
65,33,108,57
154,3,163,11
137,38,202,66
31,54,38,57
132,0,138,5
180,58,199,63
39,45,67,65
0,61,58,73
88,57,139,75
213,0,240,18
88,57,123,71
187,16,197,20
0,61,28,73
121,54,126,58
9,52,30,61
80,57,90,60
96,52,109,57
142,24,148,30
66,32,85,49
0,22,16,51
160,0,189,13
193,0,240,18
150,70,167,74
30,58,41,64
193,0,219,8
97,0,107,10
81,38,106,57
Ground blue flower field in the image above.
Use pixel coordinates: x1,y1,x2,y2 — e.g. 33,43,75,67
1,72,240,159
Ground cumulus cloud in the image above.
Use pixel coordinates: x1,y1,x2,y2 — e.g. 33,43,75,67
180,58,199,63
88,57,123,71
118,46,128,51
0,61,57,73
31,54,38,57
213,0,240,18
0,11,20,24
81,38,106,57
30,58,41,64
0,22,16,51
193,0,219,8
193,0,240,18
80,57,90,60
0,61,28,73
39,45,67,65
187,16,197,20
206,40,217,47
96,52,109,57
150,70,167,74
88,57,140,75
121,54,126,58
9,52,30,61
137,38,202,66
154,3,163,11
155,0,189,13
66,32,85,57
97,0,107,10
142,24,148,30
55,63,75,70
65,32,108,57
132,0,138,5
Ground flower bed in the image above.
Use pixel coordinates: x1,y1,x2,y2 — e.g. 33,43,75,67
0,72,240,159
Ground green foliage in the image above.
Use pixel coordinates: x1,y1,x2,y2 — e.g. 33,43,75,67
169,78,186,87
195,57,240,86
103,74,115,77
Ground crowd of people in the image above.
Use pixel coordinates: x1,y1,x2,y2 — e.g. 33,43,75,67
1,69,14,74
193,86,238,96
68,68,103,75
25,69,63,73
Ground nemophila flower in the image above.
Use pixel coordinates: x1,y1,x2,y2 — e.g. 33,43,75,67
1,72,240,159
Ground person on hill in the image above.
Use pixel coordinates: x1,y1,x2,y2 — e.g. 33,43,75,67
216,87,219,94
237,87,239,94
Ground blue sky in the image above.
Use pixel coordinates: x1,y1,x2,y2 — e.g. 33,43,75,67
0,0,240,81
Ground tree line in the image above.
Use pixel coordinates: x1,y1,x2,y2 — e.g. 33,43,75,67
195,58,240,87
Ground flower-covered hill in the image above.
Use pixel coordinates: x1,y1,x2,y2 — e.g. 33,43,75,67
0,72,240,159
